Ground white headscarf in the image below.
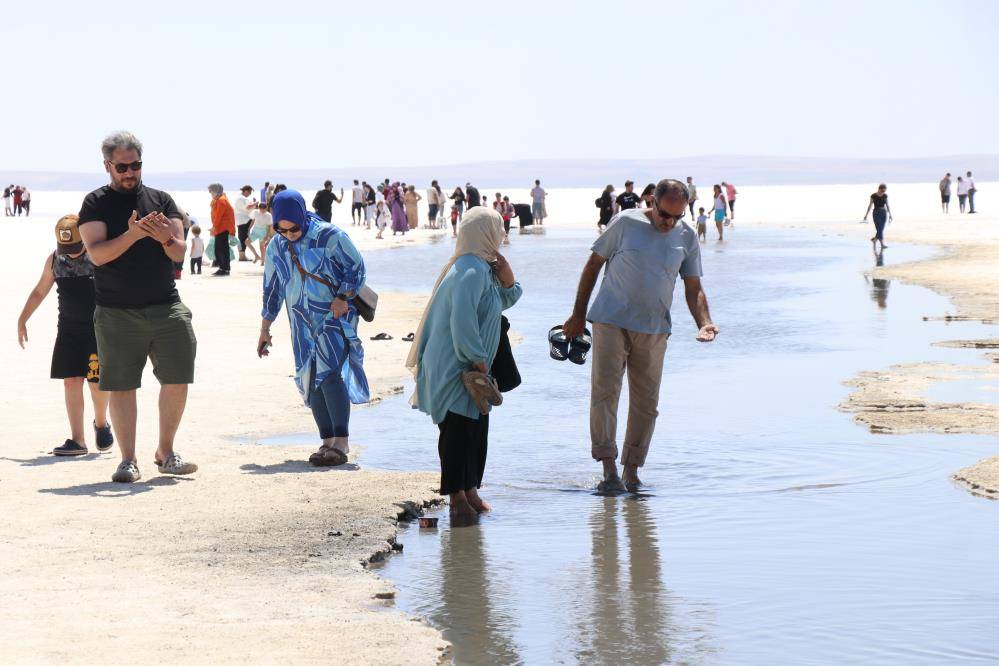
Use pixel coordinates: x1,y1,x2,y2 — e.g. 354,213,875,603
405,207,505,377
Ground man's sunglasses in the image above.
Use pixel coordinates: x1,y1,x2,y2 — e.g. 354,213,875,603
275,225,302,236
108,160,143,174
655,201,686,223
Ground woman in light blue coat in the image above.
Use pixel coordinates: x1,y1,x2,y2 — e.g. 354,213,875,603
406,207,522,520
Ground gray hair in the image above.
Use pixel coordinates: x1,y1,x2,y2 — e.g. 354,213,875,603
101,131,143,161
654,178,690,203
207,183,224,196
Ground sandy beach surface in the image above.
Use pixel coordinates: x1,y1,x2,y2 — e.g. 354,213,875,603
3,181,998,664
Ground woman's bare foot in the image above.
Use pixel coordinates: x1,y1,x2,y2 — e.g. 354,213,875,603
449,491,479,525
465,487,491,513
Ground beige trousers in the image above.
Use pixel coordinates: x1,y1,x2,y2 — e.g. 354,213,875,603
590,322,669,467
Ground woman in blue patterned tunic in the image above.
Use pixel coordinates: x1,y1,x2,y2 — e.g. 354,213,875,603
257,190,369,467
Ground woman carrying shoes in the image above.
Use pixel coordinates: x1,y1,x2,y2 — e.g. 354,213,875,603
405,207,522,522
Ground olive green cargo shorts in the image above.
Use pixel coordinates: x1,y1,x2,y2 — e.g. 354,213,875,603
94,301,197,391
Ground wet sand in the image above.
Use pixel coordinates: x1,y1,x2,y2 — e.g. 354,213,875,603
0,202,449,663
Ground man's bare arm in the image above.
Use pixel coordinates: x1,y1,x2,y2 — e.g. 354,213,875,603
683,276,719,342
563,252,606,339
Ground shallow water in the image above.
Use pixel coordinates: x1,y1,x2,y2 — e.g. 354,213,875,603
258,225,999,664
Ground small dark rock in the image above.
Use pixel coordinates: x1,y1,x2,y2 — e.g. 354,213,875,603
391,542,404,552
369,551,386,563
374,591,395,600
328,531,342,537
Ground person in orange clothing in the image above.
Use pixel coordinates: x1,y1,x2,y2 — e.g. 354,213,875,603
208,183,236,276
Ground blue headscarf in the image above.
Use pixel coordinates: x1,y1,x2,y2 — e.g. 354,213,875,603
270,189,322,234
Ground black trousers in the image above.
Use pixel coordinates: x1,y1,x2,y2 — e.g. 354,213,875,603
190,257,202,274
214,231,231,271
237,223,251,251
438,411,489,495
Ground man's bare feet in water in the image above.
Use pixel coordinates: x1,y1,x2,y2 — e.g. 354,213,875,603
622,464,643,493
465,487,492,513
596,457,626,493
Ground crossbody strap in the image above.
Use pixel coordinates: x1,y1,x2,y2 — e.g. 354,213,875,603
287,241,335,289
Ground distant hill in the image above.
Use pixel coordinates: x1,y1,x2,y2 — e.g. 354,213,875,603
2,155,995,190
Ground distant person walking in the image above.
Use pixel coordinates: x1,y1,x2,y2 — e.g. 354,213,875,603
465,182,481,208
235,185,258,262
722,181,737,220
350,179,364,225
405,185,422,230
77,130,198,483
450,186,466,220
208,183,236,276
258,189,369,468
3,185,11,216
387,182,408,235
20,187,31,216
939,173,952,214
260,181,271,206
966,170,977,213
13,185,23,215
427,180,443,229
405,207,522,521
563,179,717,493
596,184,615,231
494,193,514,244
709,184,727,239
863,183,892,250
615,180,641,211
956,176,970,213
530,179,547,224
312,180,343,223
686,176,698,218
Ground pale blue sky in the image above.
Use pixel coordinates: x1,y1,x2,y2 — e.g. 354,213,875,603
3,0,997,172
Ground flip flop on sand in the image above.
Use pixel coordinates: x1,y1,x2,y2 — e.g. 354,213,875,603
402,332,415,342
369,333,393,341
309,446,348,467
568,328,592,365
548,326,570,362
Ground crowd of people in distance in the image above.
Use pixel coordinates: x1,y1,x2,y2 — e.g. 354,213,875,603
4,184,32,216
597,177,737,242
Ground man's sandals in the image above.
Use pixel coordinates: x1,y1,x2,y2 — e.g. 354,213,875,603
309,445,348,467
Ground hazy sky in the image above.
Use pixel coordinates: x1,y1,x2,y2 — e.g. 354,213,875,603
3,0,997,172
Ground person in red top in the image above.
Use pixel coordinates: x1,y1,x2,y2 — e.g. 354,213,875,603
208,183,236,276
493,192,514,244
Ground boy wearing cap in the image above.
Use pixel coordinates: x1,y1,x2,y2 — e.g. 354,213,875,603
17,215,113,456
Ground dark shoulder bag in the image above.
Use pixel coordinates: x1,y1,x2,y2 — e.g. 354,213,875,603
492,315,521,393
287,242,378,322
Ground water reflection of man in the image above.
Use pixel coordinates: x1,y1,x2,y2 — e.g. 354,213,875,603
575,498,673,664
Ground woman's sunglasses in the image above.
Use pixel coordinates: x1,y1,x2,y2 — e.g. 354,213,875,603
108,161,142,174
275,224,301,236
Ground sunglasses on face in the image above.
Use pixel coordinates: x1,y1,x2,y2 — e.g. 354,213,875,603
108,160,143,174
655,201,686,223
275,224,301,236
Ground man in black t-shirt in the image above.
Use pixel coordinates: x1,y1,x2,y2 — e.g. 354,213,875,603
77,131,199,484
312,179,343,222
615,180,641,211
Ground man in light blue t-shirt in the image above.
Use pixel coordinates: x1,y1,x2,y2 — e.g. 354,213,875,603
563,179,719,493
